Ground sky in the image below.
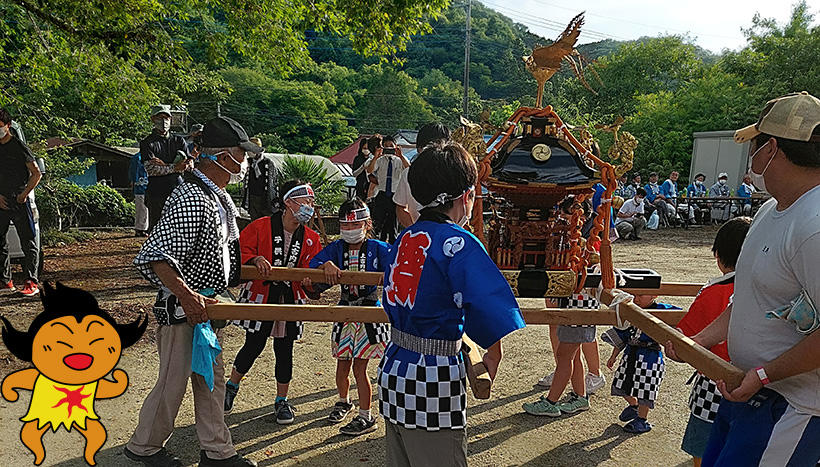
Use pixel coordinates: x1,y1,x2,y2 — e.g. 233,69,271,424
481,0,820,53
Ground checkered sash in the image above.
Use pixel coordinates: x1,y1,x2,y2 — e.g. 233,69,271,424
688,372,722,423
378,351,467,430
613,350,665,403
561,293,599,328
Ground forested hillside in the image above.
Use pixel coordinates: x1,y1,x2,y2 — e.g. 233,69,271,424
2,0,819,176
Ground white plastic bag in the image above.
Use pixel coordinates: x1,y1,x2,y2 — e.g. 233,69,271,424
647,211,659,230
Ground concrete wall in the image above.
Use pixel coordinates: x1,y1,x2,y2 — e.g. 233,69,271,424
690,131,750,192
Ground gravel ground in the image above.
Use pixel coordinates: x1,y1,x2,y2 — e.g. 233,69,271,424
0,225,722,466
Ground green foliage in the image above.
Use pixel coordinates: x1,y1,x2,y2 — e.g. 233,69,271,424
0,0,450,146
2,0,818,188
212,66,357,156
37,180,135,230
619,3,818,179
349,65,436,132
39,146,93,181
628,70,759,177
552,36,705,121
417,69,482,126
41,229,94,247
720,0,820,100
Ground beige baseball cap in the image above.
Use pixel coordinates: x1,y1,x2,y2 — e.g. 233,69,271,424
734,92,820,144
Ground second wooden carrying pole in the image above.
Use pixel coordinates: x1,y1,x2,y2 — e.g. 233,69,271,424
597,288,745,391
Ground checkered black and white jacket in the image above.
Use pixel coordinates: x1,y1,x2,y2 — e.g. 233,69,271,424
135,173,240,325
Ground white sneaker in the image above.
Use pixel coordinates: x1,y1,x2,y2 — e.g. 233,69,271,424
586,373,606,395
537,372,554,388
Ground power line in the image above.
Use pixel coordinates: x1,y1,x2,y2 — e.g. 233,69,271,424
526,0,743,41
481,1,623,41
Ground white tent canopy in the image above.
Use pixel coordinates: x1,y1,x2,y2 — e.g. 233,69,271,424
261,153,344,180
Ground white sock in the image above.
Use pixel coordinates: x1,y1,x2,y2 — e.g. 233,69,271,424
359,408,371,420
339,397,350,404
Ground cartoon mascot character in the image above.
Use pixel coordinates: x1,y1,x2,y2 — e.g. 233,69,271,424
1,282,147,465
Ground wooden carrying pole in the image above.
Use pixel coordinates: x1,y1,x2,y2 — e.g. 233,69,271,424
598,288,745,391
241,266,703,298
206,303,686,326
242,266,382,285
461,335,492,400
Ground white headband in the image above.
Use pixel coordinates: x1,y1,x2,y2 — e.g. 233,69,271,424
340,206,370,223
283,184,314,201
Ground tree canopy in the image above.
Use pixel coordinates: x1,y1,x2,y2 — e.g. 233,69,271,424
1,0,818,181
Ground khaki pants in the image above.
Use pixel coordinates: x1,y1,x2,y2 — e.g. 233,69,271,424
134,194,149,232
616,216,647,239
384,421,467,467
127,324,236,460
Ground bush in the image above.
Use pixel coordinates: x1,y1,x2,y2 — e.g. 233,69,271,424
37,180,135,230
41,229,95,247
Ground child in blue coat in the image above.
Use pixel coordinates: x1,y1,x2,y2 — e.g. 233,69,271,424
604,295,679,433
307,199,391,436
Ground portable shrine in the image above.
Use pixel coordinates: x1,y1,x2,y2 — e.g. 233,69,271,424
454,12,637,295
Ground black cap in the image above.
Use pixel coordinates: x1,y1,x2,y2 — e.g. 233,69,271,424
201,117,263,153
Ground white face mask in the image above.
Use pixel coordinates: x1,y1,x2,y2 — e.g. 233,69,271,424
214,151,248,185
749,140,775,192
154,117,171,133
341,227,366,244
695,180,702,186
0,125,8,139
719,179,726,185
362,149,371,156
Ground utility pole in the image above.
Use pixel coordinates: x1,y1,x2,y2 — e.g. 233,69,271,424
462,0,471,117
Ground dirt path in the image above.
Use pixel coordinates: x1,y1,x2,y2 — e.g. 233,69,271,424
0,226,721,466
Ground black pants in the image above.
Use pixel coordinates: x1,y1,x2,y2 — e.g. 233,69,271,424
371,191,397,243
0,200,38,283
234,322,296,384
146,192,167,232
247,194,273,221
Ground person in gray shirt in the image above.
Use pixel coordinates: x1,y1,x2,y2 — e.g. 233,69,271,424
666,92,820,467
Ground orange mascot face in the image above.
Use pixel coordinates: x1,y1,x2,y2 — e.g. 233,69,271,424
31,315,123,386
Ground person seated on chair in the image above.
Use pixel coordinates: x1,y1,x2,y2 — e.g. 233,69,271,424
736,174,756,216
644,172,670,226
686,173,709,224
709,173,732,223
660,171,682,226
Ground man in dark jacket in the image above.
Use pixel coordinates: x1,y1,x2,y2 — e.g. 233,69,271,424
140,105,191,231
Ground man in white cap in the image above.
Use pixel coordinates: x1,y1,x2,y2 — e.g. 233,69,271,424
140,105,192,231
667,92,820,466
709,172,732,223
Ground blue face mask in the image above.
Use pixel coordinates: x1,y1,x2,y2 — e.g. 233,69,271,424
292,203,314,224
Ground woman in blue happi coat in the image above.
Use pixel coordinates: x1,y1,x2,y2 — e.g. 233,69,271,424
378,141,525,466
